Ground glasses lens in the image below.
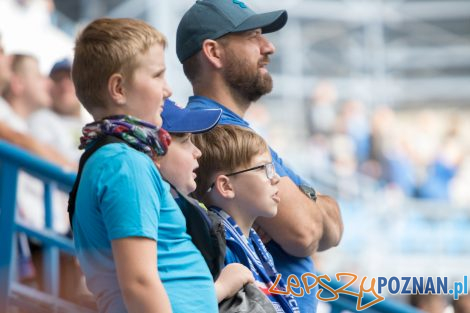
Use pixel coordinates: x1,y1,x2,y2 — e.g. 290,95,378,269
266,163,275,179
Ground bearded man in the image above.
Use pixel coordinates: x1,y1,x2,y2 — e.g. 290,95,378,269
176,1,344,312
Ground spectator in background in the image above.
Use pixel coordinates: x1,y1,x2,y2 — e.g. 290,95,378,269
366,106,396,182
0,34,11,97
409,294,447,313
335,100,370,164
453,295,470,313
305,81,338,180
2,54,52,124
308,81,337,136
1,53,69,233
28,58,90,162
0,54,37,134
27,57,90,301
0,44,72,288
0,35,72,166
449,155,470,207
1,53,70,233
416,130,463,201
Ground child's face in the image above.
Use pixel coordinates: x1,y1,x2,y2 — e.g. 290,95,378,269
123,43,172,127
158,134,202,195
230,151,280,219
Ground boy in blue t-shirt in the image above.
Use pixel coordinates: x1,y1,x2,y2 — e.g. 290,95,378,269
71,18,217,313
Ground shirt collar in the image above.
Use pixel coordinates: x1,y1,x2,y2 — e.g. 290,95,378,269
188,95,250,128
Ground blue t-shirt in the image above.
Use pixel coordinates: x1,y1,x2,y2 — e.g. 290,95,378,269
187,96,318,313
73,143,218,313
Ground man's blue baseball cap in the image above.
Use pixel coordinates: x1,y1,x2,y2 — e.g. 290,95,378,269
162,99,222,133
176,0,288,63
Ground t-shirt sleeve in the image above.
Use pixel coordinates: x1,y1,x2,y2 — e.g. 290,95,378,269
269,147,307,186
95,149,161,241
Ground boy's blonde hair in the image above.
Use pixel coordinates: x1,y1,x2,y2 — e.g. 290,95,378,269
72,18,166,116
192,125,269,199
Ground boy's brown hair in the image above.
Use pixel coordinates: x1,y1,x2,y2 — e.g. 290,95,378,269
72,18,166,116
192,125,269,199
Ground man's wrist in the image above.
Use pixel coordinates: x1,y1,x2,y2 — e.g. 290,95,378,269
299,184,317,202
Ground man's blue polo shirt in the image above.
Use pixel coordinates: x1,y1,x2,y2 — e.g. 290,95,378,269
187,95,318,313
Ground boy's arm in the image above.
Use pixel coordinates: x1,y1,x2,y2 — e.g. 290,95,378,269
112,237,172,313
215,263,254,302
256,176,343,257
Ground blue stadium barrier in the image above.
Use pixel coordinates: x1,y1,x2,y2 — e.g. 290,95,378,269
0,140,95,313
0,140,423,313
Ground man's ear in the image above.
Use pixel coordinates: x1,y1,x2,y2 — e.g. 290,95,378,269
201,39,224,69
214,175,235,199
108,73,126,106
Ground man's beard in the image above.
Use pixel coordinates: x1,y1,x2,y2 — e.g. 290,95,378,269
221,51,273,103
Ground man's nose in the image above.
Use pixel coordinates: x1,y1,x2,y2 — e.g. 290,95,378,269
260,35,275,56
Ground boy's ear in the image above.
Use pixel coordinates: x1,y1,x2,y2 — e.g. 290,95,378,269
107,73,126,105
201,39,224,69
214,175,235,199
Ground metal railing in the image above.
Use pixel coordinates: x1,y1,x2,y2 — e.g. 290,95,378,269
0,140,95,313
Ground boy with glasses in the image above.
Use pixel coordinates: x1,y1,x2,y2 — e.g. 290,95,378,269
193,125,300,313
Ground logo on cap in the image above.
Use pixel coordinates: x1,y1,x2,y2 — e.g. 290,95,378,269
232,0,247,9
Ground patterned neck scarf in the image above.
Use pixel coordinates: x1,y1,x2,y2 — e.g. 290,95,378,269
212,208,300,313
79,115,171,160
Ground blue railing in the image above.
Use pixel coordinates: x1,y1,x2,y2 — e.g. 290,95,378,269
0,140,96,313
0,140,422,313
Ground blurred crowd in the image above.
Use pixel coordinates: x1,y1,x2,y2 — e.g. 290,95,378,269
1,36,90,231
302,81,470,207
0,31,92,302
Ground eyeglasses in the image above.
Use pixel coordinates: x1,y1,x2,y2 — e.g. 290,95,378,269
206,162,275,193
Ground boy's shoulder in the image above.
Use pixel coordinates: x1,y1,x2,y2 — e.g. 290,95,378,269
89,142,150,164
83,142,159,181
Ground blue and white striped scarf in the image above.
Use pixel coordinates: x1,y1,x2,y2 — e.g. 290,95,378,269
212,208,300,313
